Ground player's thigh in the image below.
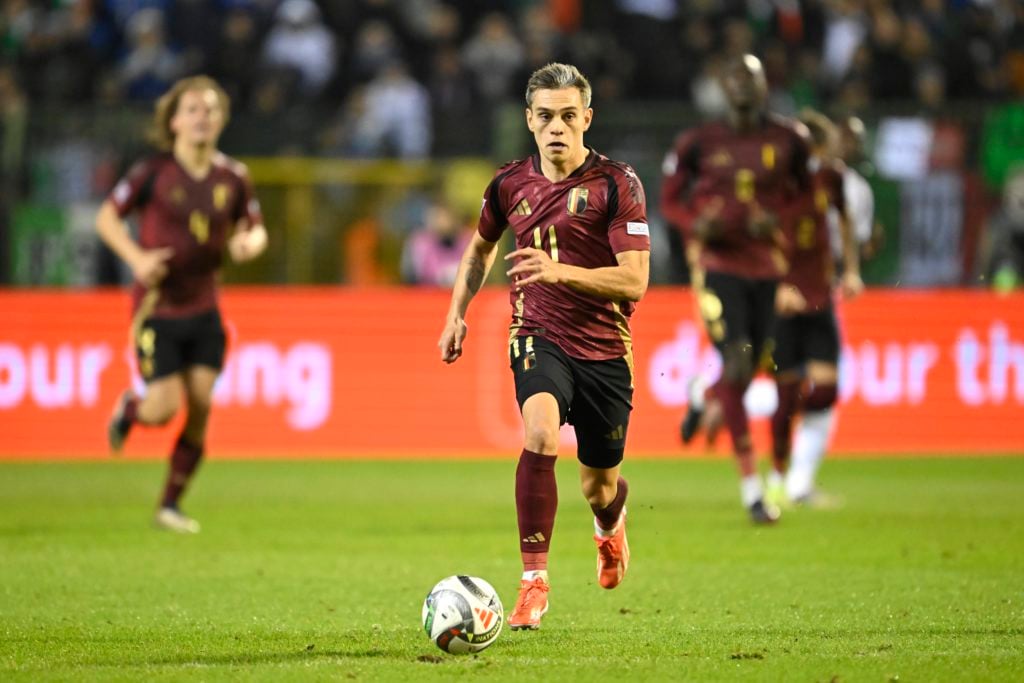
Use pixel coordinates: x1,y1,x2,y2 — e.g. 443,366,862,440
509,335,574,424
569,356,633,469
180,310,228,376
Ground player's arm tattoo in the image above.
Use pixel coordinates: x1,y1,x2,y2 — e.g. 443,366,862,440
464,255,486,294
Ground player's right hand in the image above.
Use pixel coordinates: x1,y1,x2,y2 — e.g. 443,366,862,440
775,284,807,316
693,197,725,242
438,317,468,364
131,247,174,288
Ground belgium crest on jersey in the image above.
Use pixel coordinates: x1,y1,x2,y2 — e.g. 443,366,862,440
213,183,231,211
567,187,589,215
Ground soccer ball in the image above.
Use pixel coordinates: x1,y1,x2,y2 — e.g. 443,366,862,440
421,575,503,654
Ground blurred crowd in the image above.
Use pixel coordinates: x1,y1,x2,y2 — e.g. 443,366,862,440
3,0,1024,153
2,0,1024,289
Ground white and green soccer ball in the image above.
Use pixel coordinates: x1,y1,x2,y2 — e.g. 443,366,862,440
421,575,503,654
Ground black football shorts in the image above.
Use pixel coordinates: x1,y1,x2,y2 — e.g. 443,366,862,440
698,270,778,364
772,308,840,374
509,334,633,469
134,309,227,382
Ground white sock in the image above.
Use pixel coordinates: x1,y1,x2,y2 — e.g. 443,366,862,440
522,570,548,582
786,408,835,500
740,475,763,508
594,506,625,537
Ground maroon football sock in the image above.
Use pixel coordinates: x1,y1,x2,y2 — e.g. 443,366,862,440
804,383,837,412
121,396,138,427
516,449,558,571
716,380,757,476
160,434,204,509
771,381,801,473
591,476,628,530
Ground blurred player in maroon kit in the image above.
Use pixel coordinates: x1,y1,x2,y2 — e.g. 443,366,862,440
438,63,649,630
96,75,267,533
660,54,811,523
768,111,863,506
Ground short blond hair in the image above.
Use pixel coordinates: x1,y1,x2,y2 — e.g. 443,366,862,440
525,63,592,109
148,75,230,150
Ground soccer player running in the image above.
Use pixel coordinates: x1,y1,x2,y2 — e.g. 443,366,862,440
660,54,811,524
438,63,650,631
96,75,267,533
768,111,864,505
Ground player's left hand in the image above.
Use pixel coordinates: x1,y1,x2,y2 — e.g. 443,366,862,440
840,271,864,299
229,225,267,263
505,248,562,289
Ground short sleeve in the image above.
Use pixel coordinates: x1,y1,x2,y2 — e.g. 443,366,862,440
107,159,157,217
607,166,650,254
476,173,508,242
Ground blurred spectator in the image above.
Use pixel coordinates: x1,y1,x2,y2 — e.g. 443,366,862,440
977,167,1024,292
691,55,728,118
210,7,262,107
461,12,524,103
867,9,913,100
169,0,223,74
400,200,471,286
349,19,402,84
20,0,112,104
118,8,184,101
821,0,868,87
0,64,28,285
261,0,337,98
343,60,431,159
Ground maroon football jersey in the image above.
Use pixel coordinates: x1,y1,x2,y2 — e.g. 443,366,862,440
109,152,263,318
478,149,650,361
660,114,810,280
781,159,847,312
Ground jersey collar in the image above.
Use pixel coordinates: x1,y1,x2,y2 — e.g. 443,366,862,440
531,147,599,182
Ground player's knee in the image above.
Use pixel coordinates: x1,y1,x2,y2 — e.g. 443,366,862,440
722,343,755,385
804,383,837,412
148,401,179,426
523,422,560,454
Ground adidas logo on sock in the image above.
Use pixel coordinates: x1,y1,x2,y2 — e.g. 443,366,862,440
521,532,546,543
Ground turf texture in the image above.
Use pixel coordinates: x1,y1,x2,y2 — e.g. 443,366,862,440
1,457,1022,681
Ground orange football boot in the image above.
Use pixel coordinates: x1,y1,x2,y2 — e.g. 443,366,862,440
508,577,550,630
594,509,629,589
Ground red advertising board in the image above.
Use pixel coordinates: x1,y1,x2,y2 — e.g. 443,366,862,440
2,288,1022,458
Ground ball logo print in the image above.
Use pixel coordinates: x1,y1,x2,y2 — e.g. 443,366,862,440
422,576,503,654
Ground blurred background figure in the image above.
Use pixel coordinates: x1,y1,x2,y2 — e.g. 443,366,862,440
118,8,184,101
345,60,432,159
261,0,337,99
977,167,1024,292
461,12,525,104
0,0,1021,288
400,199,469,286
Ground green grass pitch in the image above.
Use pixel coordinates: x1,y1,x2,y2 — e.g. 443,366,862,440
1,457,1022,681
